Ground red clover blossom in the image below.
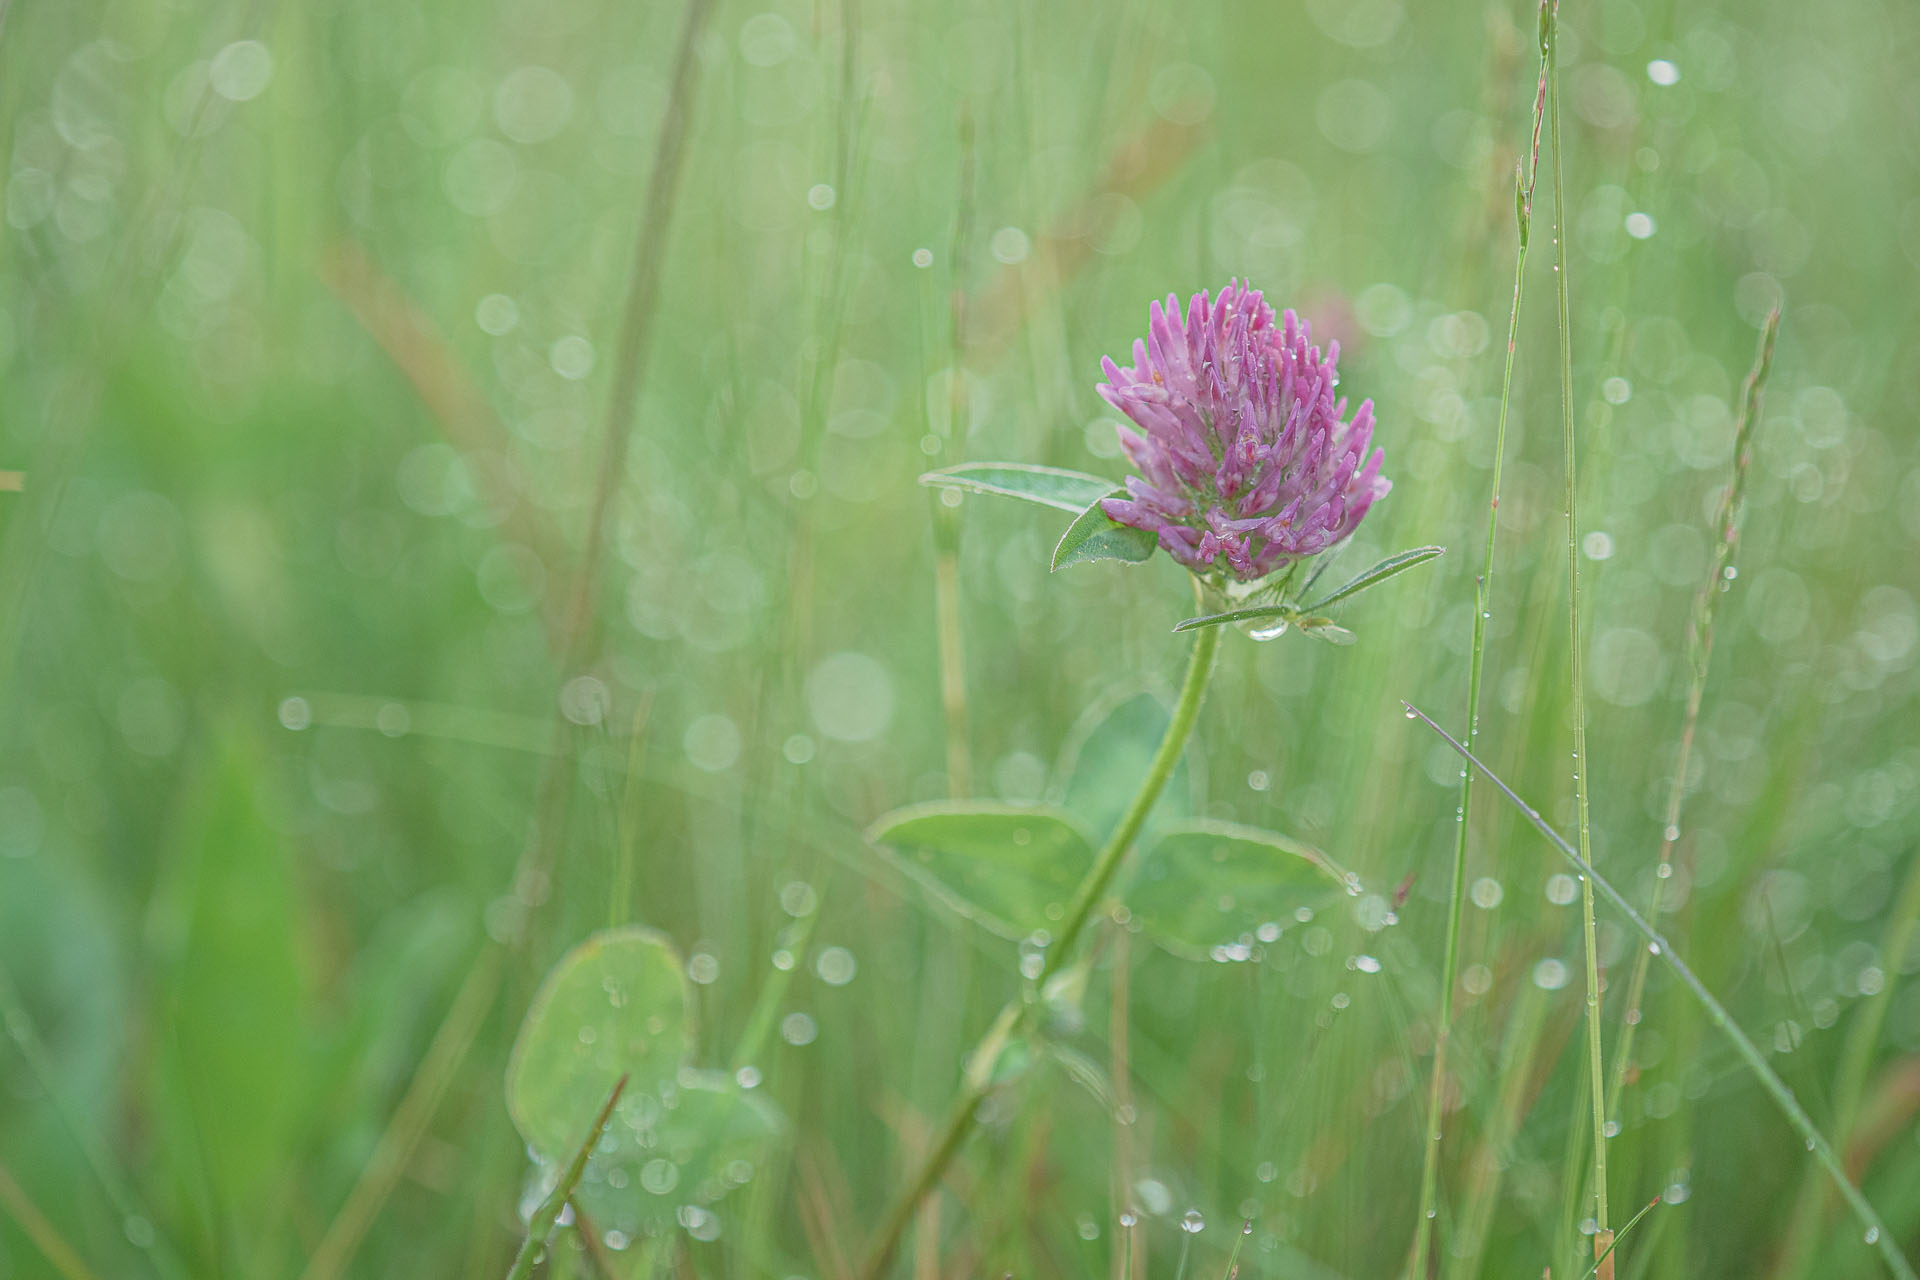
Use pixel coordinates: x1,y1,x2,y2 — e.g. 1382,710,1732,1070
1098,282,1389,582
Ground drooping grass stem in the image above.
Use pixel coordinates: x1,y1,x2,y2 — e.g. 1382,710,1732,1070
1404,704,1919,1280
1544,4,1612,1263
858,605,1221,1280
1407,6,1550,1273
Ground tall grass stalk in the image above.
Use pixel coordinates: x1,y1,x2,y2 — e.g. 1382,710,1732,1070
1405,704,1920,1280
1543,4,1612,1265
1606,307,1780,1123
931,119,978,797
1407,5,1550,1271
858,611,1221,1280
301,2,715,1270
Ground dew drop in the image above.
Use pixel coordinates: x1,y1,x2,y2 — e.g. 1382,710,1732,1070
1866,1227,1881,1245
1180,1210,1206,1234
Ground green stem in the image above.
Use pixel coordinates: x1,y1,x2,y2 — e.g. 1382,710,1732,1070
1545,1,1611,1254
1044,610,1220,982
504,1075,629,1280
1408,11,1550,1272
857,612,1220,1280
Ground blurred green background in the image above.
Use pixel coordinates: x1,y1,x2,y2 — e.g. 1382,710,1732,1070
2,0,1918,1276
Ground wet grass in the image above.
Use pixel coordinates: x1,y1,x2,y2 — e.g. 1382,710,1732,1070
2,0,1919,1277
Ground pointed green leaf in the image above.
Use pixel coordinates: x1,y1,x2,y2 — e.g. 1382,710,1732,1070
867,802,1097,939
1126,821,1356,960
155,740,305,1244
1051,490,1158,570
1171,603,1298,634
919,462,1118,514
1302,545,1445,611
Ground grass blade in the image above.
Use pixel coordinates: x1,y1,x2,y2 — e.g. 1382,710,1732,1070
504,1074,629,1280
1543,3,1612,1264
1408,6,1551,1272
1300,545,1445,612
1402,702,1919,1280
1580,1196,1662,1280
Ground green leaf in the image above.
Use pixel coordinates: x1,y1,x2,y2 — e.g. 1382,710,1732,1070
507,929,783,1236
1171,603,1298,635
154,739,305,1257
867,802,1097,939
1126,821,1356,960
1302,545,1445,611
506,927,694,1163
566,1070,784,1231
506,1075,629,1280
919,462,1118,514
1055,690,1198,842
1051,490,1157,570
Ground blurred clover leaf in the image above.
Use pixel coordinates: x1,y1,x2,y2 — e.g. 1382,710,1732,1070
1124,821,1358,961
506,927,783,1239
1053,689,1200,843
866,802,1097,940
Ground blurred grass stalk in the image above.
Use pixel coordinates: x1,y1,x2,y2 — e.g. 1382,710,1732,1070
299,0,715,1273
931,115,978,798
0,1157,99,1280
1406,3,1550,1273
0,969,188,1280
1606,307,1780,1119
1543,2,1616,1268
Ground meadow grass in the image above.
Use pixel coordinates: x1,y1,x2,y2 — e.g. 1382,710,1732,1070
2,1,1919,1279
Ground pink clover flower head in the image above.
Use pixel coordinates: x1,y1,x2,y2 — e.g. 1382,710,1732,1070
1097,282,1390,582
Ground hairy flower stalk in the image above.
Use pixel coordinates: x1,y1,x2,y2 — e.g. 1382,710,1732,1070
1098,283,1389,583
